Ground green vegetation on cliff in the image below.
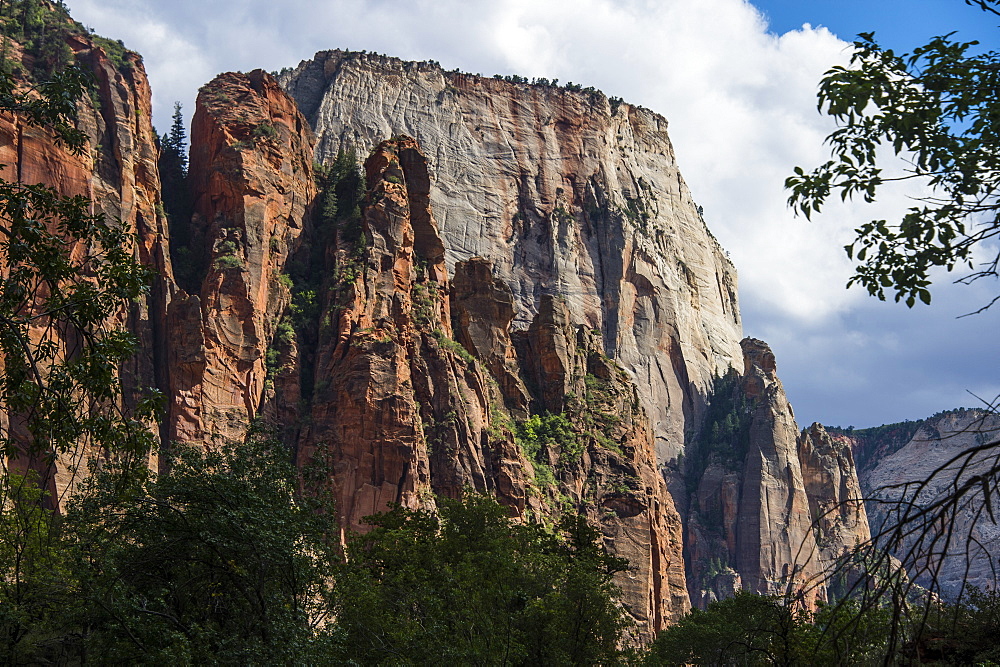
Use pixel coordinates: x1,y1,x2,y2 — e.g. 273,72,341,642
0,0,137,80
686,368,755,493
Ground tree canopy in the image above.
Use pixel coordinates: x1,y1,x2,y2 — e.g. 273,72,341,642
331,495,632,665
0,58,158,661
786,0,1000,310
158,101,188,220
61,432,339,663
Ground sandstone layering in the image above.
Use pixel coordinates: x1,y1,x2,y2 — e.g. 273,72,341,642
3,18,881,640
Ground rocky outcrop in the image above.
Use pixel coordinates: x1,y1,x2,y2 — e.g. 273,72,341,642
292,136,513,528
0,24,172,503
451,258,530,414
278,51,744,463
270,134,689,636
515,295,691,635
685,339,870,608
798,423,870,569
846,409,1000,599
165,69,316,447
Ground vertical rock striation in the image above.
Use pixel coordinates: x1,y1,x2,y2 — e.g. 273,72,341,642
685,339,869,607
0,25,172,502
279,51,744,463
166,70,316,447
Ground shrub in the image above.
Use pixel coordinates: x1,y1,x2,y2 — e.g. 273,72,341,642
252,122,278,141
517,413,583,465
215,254,242,270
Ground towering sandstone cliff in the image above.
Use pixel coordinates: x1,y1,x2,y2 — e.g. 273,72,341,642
274,50,871,610
2,6,876,638
165,73,690,635
0,18,173,501
683,339,869,606
279,51,744,463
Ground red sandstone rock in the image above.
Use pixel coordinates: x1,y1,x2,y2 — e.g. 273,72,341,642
166,69,316,447
0,27,171,505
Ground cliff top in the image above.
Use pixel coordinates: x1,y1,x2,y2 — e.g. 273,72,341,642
276,47,657,122
0,0,141,84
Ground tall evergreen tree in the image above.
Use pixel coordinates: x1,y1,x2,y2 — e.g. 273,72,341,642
162,101,187,176
158,101,189,221
159,101,198,288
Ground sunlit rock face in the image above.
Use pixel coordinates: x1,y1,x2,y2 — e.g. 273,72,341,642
0,29,171,503
165,70,316,448
846,409,1000,599
279,51,744,464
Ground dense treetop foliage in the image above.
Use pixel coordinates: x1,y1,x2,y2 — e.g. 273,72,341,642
645,588,1000,666
331,495,633,665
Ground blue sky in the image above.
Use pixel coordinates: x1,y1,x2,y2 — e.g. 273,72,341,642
63,0,1000,429
754,0,1000,51
745,0,1000,427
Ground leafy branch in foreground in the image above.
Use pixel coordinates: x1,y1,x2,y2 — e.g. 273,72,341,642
0,61,158,660
787,1,1000,310
797,399,1000,662
0,65,157,475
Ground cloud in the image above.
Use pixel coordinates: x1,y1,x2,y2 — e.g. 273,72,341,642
66,0,865,321
61,0,999,427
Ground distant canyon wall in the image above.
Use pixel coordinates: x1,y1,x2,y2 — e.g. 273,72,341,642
842,409,1000,599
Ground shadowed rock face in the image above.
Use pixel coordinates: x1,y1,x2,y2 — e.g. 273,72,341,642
798,423,870,569
451,257,530,414
0,29,171,503
684,339,870,608
279,50,744,464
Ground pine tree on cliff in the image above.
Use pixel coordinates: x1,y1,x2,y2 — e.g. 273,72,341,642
158,101,189,222
159,101,198,289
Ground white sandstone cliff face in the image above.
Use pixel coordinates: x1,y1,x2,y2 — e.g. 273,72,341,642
853,410,1000,599
279,51,744,462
